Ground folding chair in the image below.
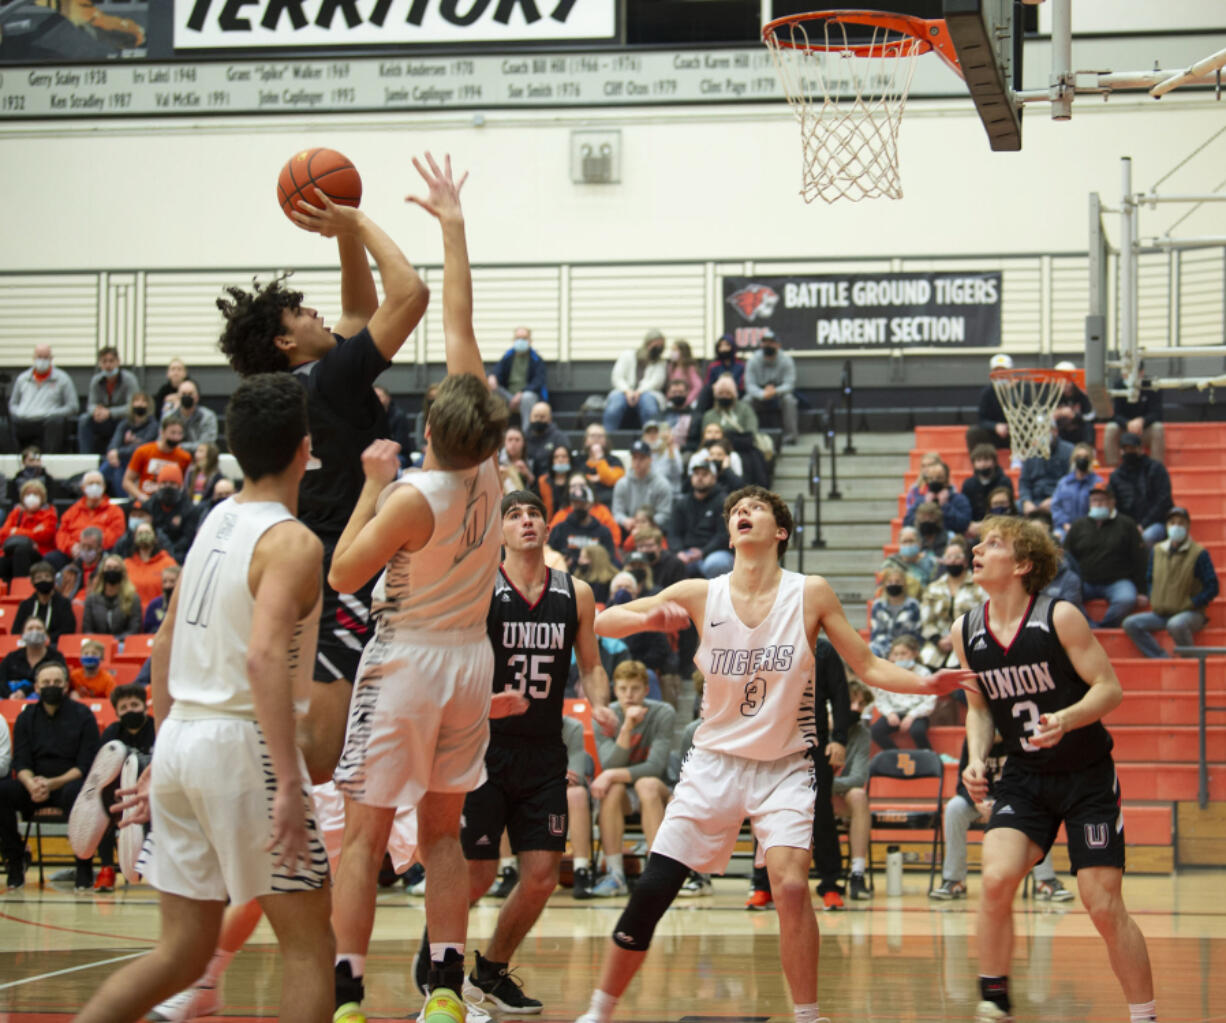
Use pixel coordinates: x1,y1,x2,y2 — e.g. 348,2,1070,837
865,748,945,894
20,806,73,886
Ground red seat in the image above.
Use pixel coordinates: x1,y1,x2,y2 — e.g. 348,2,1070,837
563,697,603,774
111,662,145,687
6,578,34,600
0,599,26,635
0,634,23,657
114,634,156,664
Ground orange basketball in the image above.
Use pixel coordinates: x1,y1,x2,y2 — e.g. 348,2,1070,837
277,147,362,222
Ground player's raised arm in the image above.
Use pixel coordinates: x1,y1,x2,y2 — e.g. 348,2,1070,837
812,575,973,695
406,152,484,382
595,579,706,639
1030,601,1124,748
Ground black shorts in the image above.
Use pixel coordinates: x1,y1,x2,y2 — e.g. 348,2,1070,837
313,544,375,684
984,755,1126,874
461,742,568,859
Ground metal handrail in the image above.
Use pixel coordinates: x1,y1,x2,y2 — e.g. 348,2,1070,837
793,493,806,574
823,401,842,500
841,359,858,455
807,444,825,549
1173,645,1226,809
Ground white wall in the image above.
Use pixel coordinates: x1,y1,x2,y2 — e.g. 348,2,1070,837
1,90,1223,274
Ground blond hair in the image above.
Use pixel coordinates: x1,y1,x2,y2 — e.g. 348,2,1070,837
427,374,509,469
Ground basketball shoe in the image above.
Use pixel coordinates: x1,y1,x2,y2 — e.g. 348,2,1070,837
678,871,713,897
463,951,543,1014
590,872,627,897
117,752,144,882
148,984,221,1022
68,740,127,858
849,873,871,900
1034,877,1074,902
975,1001,1013,1023
744,889,773,911
334,1004,366,1023
822,889,844,911
572,865,595,899
929,879,967,901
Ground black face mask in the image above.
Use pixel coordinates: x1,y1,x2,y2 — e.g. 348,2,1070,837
1122,452,1142,466
1074,456,1091,472
715,397,734,409
530,421,549,434
33,578,54,595
162,587,174,604
976,468,994,481
164,437,180,449
157,486,179,505
928,481,945,495
946,563,966,578
647,345,664,362
717,349,733,362
885,583,904,597
179,394,196,411
669,395,688,409
762,345,778,356
640,549,658,564
39,685,65,707
131,406,148,418
120,710,147,731
989,507,1011,516
918,522,940,538
567,506,590,523
102,568,123,585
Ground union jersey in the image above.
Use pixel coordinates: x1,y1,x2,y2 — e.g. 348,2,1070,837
961,594,1113,772
167,498,321,719
487,567,579,743
693,569,817,761
370,458,502,641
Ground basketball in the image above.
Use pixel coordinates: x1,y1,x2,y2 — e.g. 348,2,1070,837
420,989,465,1023
277,147,362,222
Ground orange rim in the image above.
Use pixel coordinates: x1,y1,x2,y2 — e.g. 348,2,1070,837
762,9,963,78
990,367,1086,388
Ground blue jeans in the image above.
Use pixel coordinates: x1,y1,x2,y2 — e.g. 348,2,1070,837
1141,522,1167,545
1122,609,1207,658
1081,579,1137,628
603,390,661,432
700,550,734,578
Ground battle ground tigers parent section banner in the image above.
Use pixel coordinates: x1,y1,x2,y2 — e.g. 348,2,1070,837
723,273,1002,351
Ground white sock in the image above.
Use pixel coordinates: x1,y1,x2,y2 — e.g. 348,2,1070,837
574,857,591,871
430,942,464,963
335,953,365,979
795,1002,822,1023
851,857,866,875
588,989,618,1023
1129,1000,1156,1022
606,853,625,878
201,949,233,988
499,856,516,870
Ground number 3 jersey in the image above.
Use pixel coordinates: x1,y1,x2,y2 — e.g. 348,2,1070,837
693,569,817,761
487,566,579,742
961,594,1113,772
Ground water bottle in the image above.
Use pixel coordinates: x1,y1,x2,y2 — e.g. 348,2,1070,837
886,845,903,896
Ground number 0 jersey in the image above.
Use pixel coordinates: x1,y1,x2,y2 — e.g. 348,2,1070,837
961,594,1113,772
487,566,579,743
693,569,817,761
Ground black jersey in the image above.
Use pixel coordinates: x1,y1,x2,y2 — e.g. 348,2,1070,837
487,566,579,744
293,328,389,543
962,594,1113,772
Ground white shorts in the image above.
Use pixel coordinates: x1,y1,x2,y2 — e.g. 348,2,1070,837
651,746,815,874
333,634,494,808
144,717,329,905
312,781,418,874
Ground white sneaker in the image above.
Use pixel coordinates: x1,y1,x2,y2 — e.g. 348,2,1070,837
417,988,492,1023
147,983,220,1021
574,1014,602,1023
975,1000,1013,1023
68,740,128,859
407,875,427,896
118,754,144,882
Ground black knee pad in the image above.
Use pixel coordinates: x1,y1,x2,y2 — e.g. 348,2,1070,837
610,853,689,951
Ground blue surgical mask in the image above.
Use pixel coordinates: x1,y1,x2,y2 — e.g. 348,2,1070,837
893,658,916,670
553,463,570,475
512,338,530,354
899,543,919,559
81,655,101,671
102,367,119,379
1167,524,1188,545
1088,505,1110,520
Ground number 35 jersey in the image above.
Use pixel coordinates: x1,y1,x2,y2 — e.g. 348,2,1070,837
961,594,1113,772
693,569,816,761
488,566,579,742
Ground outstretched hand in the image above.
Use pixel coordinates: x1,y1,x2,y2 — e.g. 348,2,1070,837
406,152,468,222
291,189,363,239
927,668,979,695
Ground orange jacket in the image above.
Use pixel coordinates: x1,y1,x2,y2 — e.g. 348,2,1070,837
0,506,58,555
56,497,127,557
71,665,117,699
124,548,178,607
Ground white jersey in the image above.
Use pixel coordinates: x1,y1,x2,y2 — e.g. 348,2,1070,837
371,458,501,643
167,498,320,719
693,569,816,761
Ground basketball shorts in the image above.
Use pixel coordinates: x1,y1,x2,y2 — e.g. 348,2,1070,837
333,631,495,808
312,780,418,874
461,742,569,859
314,544,375,684
651,746,816,874
984,754,1126,874
144,716,329,905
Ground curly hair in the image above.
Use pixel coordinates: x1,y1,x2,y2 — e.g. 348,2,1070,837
982,516,1060,595
723,484,794,561
216,274,303,376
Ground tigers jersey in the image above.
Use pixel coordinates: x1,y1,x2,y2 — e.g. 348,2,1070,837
961,594,1114,772
487,567,578,742
693,569,816,761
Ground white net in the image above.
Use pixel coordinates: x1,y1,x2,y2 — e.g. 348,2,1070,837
764,16,923,203
991,374,1069,460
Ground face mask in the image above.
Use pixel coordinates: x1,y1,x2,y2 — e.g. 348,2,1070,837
102,366,119,379
39,684,65,706
1122,452,1141,466
33,358,51,373
530,421,549,435
1088,505,1110,520
1167,524,1188,545
892,658,916,670
717,349,733,362
628,566,648,586
647,345,664,361
716,396,734,409
120,710,147,731
1074,456,1091,473
162,586,175,603
918,522,940,538
79,548,99,565
885,583,904,597
80,655,101,671
157,486,179,505
512,338,530,354
22,494,41,511
24,630,46,647
553,462,570,475
945,563,966,578
611,588,634,605
976,468,994,480
899,543,919,559
179,394,196,411
102,568,123,585
927,481,945,495
669,395,687,408
83,483,104,500
640,549,658,563
762,344,778,356
164,437,181,449
131,405,149,417
989,506,1011,516
33,578,54,595
692,481,712,496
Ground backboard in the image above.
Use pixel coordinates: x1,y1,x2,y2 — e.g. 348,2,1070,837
942,0,1023,151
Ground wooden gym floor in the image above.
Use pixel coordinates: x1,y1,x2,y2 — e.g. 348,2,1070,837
1,871,1224,1022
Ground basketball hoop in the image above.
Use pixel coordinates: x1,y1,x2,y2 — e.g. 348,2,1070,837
762,10,963,204
990,367,1085,460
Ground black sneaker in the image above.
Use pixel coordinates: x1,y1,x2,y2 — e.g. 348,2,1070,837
413,926,430,996
573,865,595,900
463,952,543,1015
849,873,871,901
5,858,25,891
490,864,518,898
74,860,94,893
